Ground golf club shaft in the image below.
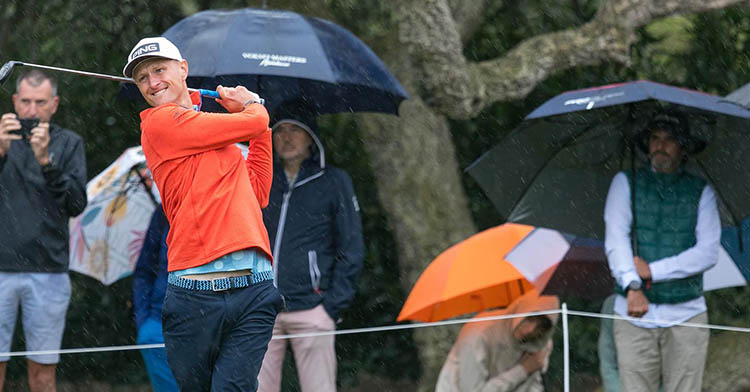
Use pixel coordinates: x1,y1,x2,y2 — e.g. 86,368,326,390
15,61,222,99
20,61,132,83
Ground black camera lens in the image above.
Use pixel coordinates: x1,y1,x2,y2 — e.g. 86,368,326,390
11,118,40,138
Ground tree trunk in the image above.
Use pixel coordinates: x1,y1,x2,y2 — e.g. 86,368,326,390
356,70,477,392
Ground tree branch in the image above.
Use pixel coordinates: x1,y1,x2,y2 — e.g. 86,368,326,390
399,0,746,119
447,0,488,44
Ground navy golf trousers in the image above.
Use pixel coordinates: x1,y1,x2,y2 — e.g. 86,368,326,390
162,279,282,391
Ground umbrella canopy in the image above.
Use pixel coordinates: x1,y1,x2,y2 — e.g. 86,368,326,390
505,226,750,300
397,224,561,323
123,8,408,116
467,80,750,240
68,146,159,285
724,82,750,109
506,229,614,300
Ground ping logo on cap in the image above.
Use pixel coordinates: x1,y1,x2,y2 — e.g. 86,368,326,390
131,42,161,60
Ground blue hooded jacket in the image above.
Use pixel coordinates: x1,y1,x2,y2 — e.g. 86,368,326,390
263,115,365,321
133,208,169,329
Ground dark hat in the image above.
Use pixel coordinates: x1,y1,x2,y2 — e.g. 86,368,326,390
637,110,706,154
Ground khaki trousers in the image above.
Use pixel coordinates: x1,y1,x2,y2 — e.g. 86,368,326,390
257,304,337,392
614,312,708,392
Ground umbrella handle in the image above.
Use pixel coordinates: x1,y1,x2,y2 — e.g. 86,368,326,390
192,88,265,105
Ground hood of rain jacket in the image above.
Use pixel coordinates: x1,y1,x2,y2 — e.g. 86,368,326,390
435,291,560,392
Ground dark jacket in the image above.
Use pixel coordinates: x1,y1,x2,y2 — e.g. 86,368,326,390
263,124,364,321
133,208,169,329
0,123,87,272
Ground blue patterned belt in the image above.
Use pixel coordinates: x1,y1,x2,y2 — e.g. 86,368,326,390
167,270,273,291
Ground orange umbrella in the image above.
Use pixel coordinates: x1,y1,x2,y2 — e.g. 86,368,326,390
398,223,539,322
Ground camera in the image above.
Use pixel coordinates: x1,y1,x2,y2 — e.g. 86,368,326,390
10,118,39,138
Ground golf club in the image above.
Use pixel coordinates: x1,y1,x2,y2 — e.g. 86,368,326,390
0,60,263,104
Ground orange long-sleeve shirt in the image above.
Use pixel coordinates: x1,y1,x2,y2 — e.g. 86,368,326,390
139,92,273,271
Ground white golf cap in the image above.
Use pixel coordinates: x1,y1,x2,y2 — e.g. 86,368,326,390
123,37,183,78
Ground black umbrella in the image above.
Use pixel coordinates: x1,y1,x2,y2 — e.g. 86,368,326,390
121,8,408,116
467,80,750,240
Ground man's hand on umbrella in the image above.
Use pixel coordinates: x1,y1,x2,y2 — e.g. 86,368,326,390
215,85,261,113
626,289,649,318
633,256,652,280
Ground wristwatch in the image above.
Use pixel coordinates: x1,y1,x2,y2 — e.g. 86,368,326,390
626,280,642,293
242,97,265,109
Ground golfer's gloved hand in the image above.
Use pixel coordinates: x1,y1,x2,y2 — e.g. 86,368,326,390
215,85,261,113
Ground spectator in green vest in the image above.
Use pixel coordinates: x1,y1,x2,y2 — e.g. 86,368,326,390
603,109,720,392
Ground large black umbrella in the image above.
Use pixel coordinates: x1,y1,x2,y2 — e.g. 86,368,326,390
467,80,750,240
122,8,407,116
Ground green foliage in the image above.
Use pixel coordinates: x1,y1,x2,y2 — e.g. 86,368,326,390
0,0,189,175
464,0,600,62
683,7,750,94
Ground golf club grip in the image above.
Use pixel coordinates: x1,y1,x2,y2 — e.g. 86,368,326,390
196,89,221,99
193,89,265,105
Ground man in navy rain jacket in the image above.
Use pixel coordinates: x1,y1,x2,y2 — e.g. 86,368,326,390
258,107,364,392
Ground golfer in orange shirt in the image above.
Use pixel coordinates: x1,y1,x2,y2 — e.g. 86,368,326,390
124,37,282,392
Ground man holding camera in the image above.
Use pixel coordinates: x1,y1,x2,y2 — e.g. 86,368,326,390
0,70,87,392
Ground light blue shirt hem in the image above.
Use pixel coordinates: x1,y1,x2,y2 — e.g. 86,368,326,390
171,249,272,278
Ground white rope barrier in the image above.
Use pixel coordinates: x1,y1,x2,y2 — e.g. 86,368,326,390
0,344,164,358
276,309,561,340
566,309,750,333
562,303,570,392
2,307,748,358
0,309,559,358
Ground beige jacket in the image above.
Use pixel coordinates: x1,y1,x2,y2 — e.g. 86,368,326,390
435,292,560,392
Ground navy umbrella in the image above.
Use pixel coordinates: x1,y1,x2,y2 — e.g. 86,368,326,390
467,80,750,240
525,80,749,119
123,8,407,115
